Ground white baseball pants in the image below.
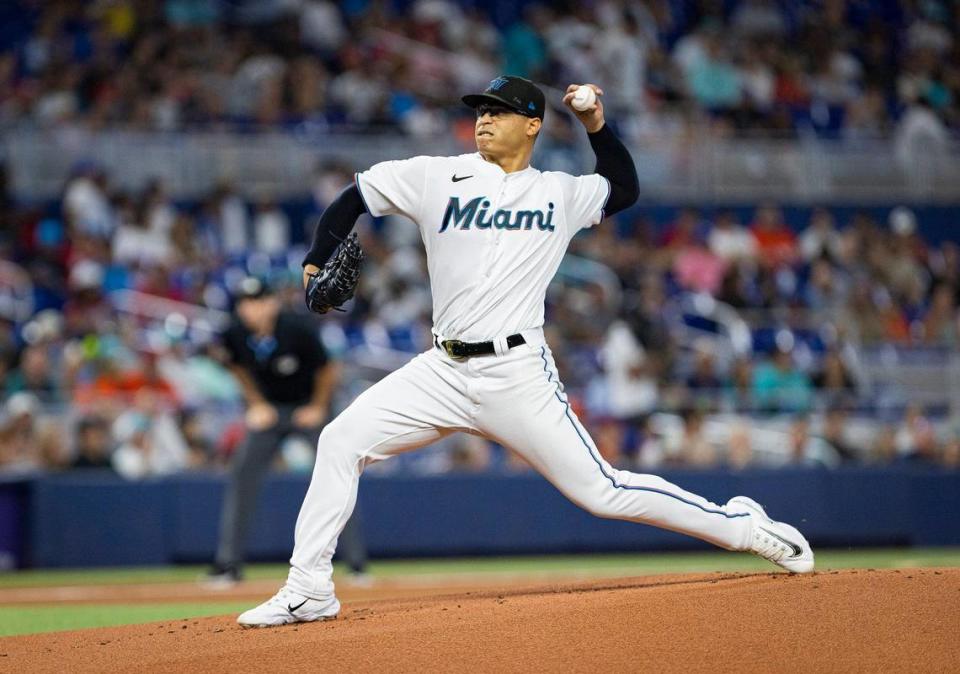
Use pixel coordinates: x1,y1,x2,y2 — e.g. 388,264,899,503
287,329,753,597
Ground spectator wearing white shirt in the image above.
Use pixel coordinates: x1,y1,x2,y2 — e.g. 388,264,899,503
63,165,114,240
730,0,788,38
708,211,756,264
111,193,167,267
895,97,950,182
213,183,250,257
596,11,649,116
252,196,290,256
600,319,658,422
738,42,775,113
111,403,190,480
799,207,844,262
299,0,346,53
328,57,387,125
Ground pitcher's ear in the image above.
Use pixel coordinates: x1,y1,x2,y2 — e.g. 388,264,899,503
527,116,542,139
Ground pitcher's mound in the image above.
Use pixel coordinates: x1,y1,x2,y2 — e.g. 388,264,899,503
6,569,959,673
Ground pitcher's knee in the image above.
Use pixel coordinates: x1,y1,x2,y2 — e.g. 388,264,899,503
566,484,624,520
583,499,623,520
572,476,653,521
315,417,365,464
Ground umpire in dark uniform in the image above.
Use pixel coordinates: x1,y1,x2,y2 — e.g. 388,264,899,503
206,276,367,585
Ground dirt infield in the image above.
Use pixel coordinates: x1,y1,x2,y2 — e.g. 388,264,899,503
3,569,958,673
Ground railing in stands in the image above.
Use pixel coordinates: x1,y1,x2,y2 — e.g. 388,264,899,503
4,130,959,202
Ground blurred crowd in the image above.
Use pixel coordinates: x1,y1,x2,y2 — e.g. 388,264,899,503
1,148,959,477
0,0,958,140
0,0,959,478
552,198,960,472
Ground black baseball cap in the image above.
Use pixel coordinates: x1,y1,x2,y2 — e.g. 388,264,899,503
462,76,545,119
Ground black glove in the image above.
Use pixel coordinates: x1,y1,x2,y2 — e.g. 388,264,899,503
305,232,364,314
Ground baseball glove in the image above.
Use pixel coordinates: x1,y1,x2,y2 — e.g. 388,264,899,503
305,232,364,314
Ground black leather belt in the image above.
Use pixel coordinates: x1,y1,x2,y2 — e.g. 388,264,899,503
435,334,526,360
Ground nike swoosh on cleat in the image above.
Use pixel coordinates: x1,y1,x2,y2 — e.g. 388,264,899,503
287,599,309,613
759,527,803,557
451,174,473,182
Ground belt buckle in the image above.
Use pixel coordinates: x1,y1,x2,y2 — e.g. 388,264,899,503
443,340,466,360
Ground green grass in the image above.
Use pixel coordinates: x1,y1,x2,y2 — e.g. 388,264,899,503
1,548,958,637
361,547,960,576
0,602,253,637
0,564,290,589
2,548,959,589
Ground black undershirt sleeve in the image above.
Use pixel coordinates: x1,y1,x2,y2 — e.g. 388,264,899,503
302,183,368,268
587,124,640,217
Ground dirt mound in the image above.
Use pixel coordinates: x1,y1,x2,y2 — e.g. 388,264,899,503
3,569,958,673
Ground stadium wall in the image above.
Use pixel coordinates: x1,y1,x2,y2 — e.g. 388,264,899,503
2,468,959,568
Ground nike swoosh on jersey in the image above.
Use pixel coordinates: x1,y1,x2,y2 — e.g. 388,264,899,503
451,174,473,182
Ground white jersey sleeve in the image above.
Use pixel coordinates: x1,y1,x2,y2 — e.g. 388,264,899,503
552,172,611,236
355,156,430,220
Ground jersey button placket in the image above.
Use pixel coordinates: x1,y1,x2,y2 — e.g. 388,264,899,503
494,184,506,246
484,177,506,279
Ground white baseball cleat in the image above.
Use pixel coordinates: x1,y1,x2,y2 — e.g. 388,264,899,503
237,585,340,628
728,496,815,574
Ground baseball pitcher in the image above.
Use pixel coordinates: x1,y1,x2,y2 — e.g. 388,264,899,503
238,77,814,628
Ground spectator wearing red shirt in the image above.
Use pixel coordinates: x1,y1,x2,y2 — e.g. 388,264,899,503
659,208,702,251
750,202,797,268
773,53,811,109
73,351,179,409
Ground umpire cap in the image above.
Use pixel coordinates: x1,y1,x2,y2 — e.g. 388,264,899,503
234,276,272,301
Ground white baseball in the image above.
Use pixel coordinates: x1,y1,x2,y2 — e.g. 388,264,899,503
571,85,597,112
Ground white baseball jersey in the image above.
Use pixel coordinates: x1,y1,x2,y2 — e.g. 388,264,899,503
356,153,610,341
